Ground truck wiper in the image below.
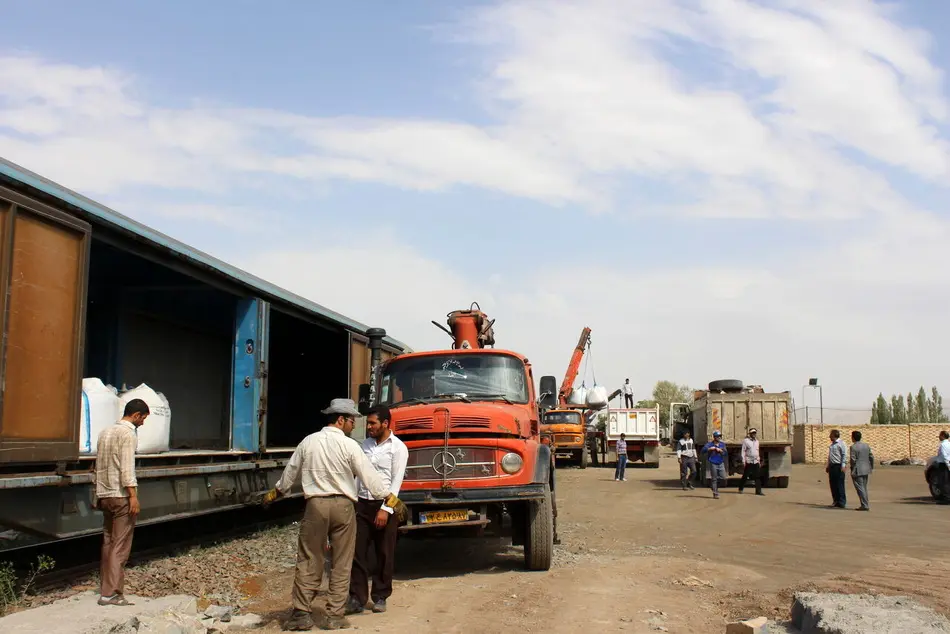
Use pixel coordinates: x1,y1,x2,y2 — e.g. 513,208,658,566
392,393,471,407
471,393,513,404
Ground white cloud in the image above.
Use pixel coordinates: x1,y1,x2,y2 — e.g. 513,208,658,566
237,209,950,409
1,0,949,407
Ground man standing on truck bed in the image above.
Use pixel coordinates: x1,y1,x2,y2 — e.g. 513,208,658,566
94,398,150,607
347,405,408,616
623,379,634,408
701,430,727,499
738,428,764,496
267,398,408,631
676,430,697,490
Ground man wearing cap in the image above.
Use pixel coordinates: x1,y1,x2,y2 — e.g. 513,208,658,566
268,398,408,631
700,430,728,499
738,428,764,496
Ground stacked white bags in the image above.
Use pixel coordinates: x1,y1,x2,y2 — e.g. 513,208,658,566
79,378,121,454
118,383,172,454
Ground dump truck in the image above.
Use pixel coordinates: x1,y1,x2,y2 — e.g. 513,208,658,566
605,406,661,467
690,379,792,488
362,303,554,570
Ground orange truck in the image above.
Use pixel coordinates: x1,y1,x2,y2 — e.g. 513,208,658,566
540,327,592,468
362,304,555,570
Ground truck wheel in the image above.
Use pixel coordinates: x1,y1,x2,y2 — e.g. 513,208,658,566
776,476,789,489
580,448,589,469
708,379,744,393
523,483,554,571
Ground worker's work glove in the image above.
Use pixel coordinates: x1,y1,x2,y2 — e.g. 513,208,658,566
261,488,280,508
383,493,409,523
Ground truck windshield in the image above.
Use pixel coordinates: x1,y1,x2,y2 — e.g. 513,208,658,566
379,353,529,407
544,411,582,425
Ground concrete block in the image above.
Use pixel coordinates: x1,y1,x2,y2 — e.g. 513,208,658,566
791,592,950,634
0,591,202,634
726,616,770,634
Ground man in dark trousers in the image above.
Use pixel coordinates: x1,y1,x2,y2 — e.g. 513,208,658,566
826,429,848,508
738,428,764,496
347,406,409,616
849,430,873,511
622,379,634,408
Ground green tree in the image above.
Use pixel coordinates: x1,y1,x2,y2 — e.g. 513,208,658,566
891,395,906,425
930,387,950,424
907,392,918,423
650,380,694,434
917,387,929,425
870,400,878,425
873,393,891,424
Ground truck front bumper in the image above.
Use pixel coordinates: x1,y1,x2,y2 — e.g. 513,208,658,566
399,484,547,505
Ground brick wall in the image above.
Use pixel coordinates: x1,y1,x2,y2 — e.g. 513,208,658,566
793,423,948,464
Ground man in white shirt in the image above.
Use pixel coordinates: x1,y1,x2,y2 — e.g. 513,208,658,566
676,430,698,490
936,430,950,502
738,428,764,496
623,379,634,408
270,398,407,631
347,406,409,616
826,429,849,509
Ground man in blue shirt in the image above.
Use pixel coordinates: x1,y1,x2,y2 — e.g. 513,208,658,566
701,430,728,499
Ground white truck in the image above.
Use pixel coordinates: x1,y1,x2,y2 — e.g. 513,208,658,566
606,406,661,468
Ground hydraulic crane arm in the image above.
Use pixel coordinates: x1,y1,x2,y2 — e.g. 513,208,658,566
558,327,591,406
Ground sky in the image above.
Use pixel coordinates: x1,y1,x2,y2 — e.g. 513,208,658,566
1,0,949,411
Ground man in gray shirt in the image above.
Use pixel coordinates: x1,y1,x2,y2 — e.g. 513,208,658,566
826,429,848,509
849,430,873,511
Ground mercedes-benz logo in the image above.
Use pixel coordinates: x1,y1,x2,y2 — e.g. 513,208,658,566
432,451,458,476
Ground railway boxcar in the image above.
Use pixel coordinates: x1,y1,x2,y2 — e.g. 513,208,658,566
0,158,410,547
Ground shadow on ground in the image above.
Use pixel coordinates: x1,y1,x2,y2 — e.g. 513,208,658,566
393,537,523,581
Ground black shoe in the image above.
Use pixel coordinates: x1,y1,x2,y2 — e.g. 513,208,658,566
323,616,352,630
755,492,765,496
371,599,387,613
343,597,364,615
285,609,314,631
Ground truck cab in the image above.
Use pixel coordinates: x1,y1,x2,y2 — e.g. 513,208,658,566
541,407,589,468
368,306,554,570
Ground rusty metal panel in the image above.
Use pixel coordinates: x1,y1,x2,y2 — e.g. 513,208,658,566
0,192,90,464
349,334,370,402
695,392,791,445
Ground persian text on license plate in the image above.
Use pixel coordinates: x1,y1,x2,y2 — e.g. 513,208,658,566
419,509,469,524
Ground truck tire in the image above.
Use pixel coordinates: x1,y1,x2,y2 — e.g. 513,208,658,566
580,447,589,469
776,476,789,489
523,483,554,571
708,379,744,393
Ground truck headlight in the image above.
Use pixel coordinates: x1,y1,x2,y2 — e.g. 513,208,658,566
500,452,523,474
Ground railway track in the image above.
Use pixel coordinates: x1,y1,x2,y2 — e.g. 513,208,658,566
2,498,306,594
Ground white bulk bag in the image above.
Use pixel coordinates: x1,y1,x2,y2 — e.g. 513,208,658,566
586,384,609,409
118,383,171,454
568,386,588,405
80,378,121,455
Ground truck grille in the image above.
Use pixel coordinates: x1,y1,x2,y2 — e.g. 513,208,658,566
554,433,582,445
404,446,497,481
395,415,492,432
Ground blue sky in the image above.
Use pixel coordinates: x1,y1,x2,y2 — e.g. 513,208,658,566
2,0,949,412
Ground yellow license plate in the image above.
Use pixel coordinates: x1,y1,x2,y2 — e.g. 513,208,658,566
419,509,469,524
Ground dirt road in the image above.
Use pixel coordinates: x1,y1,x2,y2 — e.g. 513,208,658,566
243,453,950,633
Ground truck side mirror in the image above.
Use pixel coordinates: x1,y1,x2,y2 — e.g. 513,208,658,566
539,375,558,408
357,384,371,415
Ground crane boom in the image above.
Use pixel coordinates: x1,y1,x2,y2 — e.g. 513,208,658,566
558,327,591,406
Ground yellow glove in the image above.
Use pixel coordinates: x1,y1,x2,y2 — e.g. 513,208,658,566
261,488,280,507
383,494,409,523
